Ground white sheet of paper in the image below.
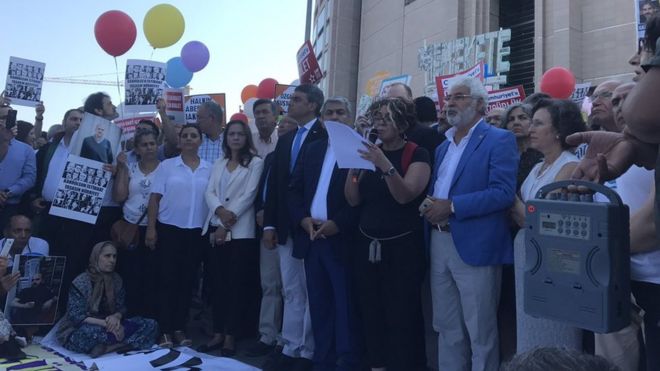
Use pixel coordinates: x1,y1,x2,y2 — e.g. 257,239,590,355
324,121,375,171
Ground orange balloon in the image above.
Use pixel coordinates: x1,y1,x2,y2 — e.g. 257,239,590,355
241,85,258,104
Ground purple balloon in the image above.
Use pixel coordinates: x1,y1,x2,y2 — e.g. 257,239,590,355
181,41,210,72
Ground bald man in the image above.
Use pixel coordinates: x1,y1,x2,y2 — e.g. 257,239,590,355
588,80,622,131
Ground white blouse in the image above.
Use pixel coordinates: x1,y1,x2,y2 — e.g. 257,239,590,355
151,156,211,229
520,150,578,202
123,162,160,226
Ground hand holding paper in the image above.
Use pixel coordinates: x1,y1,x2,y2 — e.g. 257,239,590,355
324,121,375,171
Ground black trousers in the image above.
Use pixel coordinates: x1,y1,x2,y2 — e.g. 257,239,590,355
116,225,158,318
632,280,660,371
353,232,427,371
155,222,205,334
209,235,259,336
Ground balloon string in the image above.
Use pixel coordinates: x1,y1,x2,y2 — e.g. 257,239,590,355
150,48,155,60
114,57,124,119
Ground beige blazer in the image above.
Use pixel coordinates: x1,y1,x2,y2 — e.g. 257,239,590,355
203,156,264,238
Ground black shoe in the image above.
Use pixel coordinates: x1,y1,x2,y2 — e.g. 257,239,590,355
196,341,223,353
245,340,275,357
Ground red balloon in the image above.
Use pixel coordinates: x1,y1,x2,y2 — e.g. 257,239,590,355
230,113,249,124
539,67,576,99
256,78,279,99
94,10,137,57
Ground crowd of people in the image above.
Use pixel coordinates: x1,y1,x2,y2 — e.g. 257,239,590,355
1,13,660,371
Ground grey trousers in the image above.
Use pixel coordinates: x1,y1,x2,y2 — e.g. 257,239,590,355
258,239,283,345
430,230,501,371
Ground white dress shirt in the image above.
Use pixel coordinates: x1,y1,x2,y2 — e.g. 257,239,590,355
310,144,336,221
42,140,71,202
151,156,211,229
432,122,479,199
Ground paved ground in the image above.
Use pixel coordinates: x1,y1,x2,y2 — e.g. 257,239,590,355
187,304,269,369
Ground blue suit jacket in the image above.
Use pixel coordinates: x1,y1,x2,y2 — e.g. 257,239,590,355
429,120,519,266
288,138,357,260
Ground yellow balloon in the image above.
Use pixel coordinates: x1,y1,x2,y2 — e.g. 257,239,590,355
143,4,185,49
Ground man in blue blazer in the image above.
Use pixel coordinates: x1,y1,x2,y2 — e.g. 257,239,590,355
288,130,360,371
422,76,519,371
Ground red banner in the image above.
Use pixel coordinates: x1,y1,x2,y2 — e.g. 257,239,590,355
296,41,323,84
486,85,526,113
435,62,485,108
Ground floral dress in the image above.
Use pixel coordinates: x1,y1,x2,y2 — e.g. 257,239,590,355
56,272,158,353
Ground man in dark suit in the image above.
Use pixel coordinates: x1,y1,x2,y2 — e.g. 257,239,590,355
422,76,519,371
288,119,360,370
262,85,327,371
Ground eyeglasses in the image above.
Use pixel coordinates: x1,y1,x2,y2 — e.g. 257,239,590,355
591,91,613,101
443,94,475,103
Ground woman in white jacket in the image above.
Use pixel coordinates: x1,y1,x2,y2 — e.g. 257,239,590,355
199,120,263,356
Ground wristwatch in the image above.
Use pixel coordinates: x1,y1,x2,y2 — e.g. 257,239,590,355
383,166,396,177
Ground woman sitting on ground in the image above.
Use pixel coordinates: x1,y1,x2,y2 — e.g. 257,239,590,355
56,241,158,357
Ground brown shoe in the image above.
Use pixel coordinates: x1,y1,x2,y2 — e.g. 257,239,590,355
173,330,192,347
158,334,174,348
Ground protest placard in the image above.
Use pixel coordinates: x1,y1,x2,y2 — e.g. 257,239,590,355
4,57,45,107
274,84,296,114
297,40,323,84
184,94,226,125
70,113,122,165
164,88,185,123
4,255,66,326
379,75,412,97
48,155,111,224
570,82,592,104
115,113,157,150
356,95,373,117
435,62,485,108
124,59,166,112
486,85,526,113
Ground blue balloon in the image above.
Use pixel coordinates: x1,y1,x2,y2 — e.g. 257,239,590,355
166,57,193,88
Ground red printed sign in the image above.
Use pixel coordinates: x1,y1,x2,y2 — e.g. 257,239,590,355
486,85,526,113
296,41,323,85
164,88,185,124
435,62,485,108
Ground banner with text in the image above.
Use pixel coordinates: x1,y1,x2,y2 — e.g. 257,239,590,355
297,40,323,84
125,59,166,113
184,94,226,125
435,62,485,108
570,82,592,105
4,57,45,107
164,88,185,123
274,84,296,114
486,85,526,113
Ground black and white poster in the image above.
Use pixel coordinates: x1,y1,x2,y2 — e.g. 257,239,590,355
48,155,111,224
125,59,166,112
4,255,66,326
70,113,122,165
4,56,45,107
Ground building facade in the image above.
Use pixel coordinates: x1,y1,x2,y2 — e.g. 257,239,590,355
313,0,638,114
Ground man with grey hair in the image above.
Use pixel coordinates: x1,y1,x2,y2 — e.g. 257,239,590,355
321,96,351,125
196,100,224,163
421,76,518,371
